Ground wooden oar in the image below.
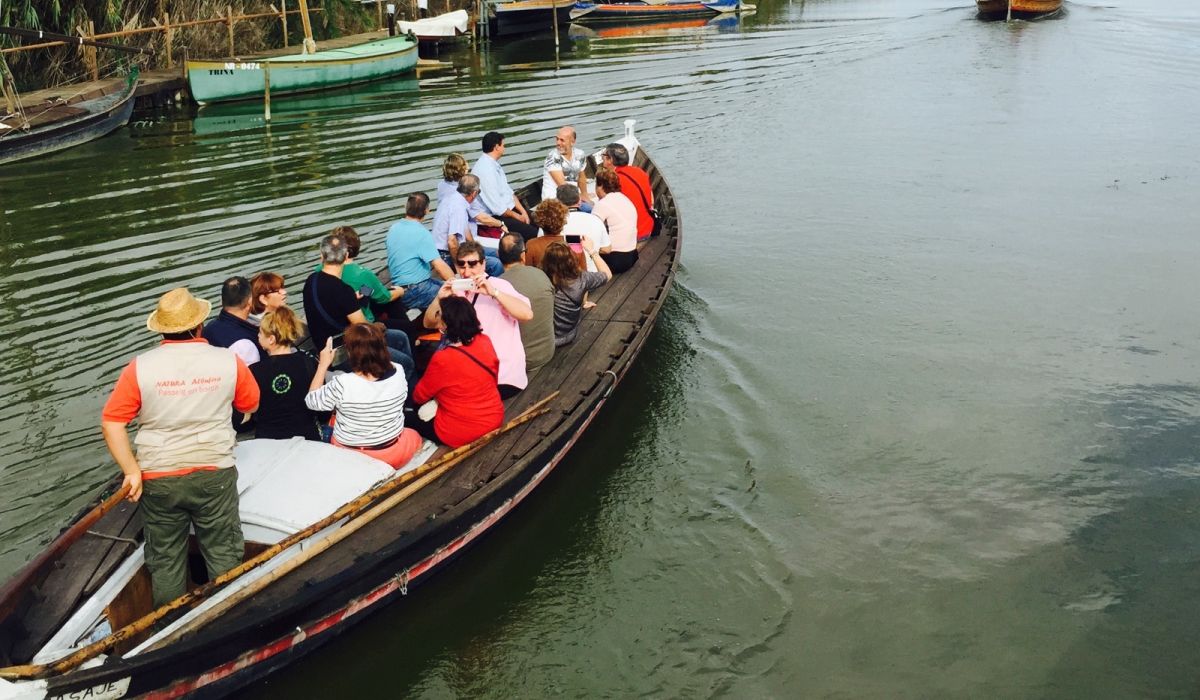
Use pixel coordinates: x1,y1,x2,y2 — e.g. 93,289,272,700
0,392,556,681
0,483,131,623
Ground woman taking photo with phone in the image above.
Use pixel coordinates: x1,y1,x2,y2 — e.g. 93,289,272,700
541,238,612,347
305,323,422,469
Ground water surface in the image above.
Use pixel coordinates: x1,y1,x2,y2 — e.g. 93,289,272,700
2,0,1199,695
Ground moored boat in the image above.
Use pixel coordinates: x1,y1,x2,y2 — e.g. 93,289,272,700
976,0,1062,19
186,34,419,105
490,0,575,37
570,0,743,23
0,119,680,699
396,9,470,43
0,70,137,166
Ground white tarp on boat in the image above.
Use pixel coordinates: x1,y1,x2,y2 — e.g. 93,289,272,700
395,10,470,38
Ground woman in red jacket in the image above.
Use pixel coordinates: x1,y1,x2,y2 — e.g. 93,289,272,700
411,296,504,447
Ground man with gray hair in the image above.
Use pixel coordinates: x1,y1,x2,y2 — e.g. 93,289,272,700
303,231,415,381
559,183,610,273
603,142,655,241
432,173,504,277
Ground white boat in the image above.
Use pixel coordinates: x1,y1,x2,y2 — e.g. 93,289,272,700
396,9,470,41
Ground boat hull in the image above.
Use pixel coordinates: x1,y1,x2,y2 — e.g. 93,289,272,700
570,0,738,22
0,83,134,165
490,1,575,37
186,36,418,105
976,0,1062,19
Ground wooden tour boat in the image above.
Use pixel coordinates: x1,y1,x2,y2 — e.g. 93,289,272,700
0,119,680,700
570,0,745,23
186,34,419,105
976,0,1063,20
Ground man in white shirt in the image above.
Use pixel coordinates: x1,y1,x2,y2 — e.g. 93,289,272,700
558,184,610,273
541,126,590,208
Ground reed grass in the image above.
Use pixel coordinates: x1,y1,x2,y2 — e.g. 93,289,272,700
1,0,374,91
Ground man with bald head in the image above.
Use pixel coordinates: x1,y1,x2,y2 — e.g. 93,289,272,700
541,125,591,209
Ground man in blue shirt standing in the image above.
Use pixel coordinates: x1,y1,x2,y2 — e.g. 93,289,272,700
386,192,455,313
471,131,539,241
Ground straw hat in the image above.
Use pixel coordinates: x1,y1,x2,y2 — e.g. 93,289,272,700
145,288,212,334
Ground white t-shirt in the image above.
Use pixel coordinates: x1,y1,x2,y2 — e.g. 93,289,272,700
304,363,408,447
563,210,610,272
541,146,587,201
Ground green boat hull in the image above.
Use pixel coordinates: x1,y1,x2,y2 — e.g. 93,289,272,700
186,35,419,105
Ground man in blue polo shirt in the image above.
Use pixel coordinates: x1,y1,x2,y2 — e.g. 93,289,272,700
386,192,454,313
471,131,539,240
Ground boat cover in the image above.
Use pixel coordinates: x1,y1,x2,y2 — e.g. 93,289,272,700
396,10,470,38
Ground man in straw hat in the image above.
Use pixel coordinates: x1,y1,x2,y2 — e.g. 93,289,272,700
101,287,260,607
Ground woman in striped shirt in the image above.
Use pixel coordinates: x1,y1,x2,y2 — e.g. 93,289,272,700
305,323,422,469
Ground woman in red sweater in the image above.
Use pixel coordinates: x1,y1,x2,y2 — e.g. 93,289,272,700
411,296,504,447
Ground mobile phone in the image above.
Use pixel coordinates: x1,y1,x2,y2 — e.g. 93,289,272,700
357,284,372,297
564,234,583,244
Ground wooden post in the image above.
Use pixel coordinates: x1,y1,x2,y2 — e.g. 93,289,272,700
551,0,559,51
297,0,316,54
279,0,289,47
377,0,384,30
163,13,174,69
83,21,99,82
227,5,236,58
263,63,272,122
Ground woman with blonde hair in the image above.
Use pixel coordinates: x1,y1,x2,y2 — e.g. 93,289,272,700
251,306,321,440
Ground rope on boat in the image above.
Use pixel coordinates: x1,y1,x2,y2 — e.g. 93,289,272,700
602,370,618,398
84,531,138,546
0,54,142,138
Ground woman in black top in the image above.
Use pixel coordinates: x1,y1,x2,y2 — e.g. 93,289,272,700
251,306,322,441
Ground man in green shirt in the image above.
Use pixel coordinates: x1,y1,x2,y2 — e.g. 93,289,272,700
312,226,404,323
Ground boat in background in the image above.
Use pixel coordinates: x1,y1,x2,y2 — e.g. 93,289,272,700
396,9,470,44
490,0,575,37
0,70,137,166
187,34,419,105
570,0,746,23
976,0,1062,19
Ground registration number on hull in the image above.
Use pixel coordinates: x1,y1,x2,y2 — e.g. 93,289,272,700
208,62,262,74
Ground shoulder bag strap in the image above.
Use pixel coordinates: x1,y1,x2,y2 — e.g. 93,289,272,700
617,170,653,212
448,344,498,379
307,274,345,333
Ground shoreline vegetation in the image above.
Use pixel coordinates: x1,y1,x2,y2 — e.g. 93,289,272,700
0,0,382,91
